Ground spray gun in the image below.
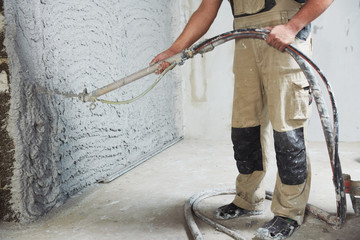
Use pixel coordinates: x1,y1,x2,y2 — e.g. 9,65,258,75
78,51,189,103
77,28,231,104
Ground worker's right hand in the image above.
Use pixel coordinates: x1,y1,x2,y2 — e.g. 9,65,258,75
150,48,178,74
265,24,297,52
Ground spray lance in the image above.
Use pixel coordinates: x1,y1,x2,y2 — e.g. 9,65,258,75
77,28,222,105
77,28,349,236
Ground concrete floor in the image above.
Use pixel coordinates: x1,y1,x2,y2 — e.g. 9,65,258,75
0,139,359,240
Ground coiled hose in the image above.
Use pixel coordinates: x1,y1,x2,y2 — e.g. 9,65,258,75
182,29,346,239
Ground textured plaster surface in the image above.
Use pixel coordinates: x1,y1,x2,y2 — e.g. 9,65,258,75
0,0,15,221
3,0,182,221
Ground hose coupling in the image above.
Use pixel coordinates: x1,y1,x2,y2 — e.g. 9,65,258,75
78,88,97,103
78,88,88,102
183,49,194,59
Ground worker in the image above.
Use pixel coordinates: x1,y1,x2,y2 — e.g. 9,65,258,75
150,0,334,239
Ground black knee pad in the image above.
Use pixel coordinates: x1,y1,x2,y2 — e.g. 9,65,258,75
274,128,307,185
232,126,263,174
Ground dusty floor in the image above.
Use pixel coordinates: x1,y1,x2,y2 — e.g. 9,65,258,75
0,139,359,240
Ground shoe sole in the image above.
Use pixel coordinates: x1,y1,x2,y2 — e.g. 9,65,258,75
255,225,299,240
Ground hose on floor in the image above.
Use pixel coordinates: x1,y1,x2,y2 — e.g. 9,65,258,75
182,29,346,239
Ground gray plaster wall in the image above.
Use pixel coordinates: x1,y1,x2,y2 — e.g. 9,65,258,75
0,0,14,221
3,0,182,221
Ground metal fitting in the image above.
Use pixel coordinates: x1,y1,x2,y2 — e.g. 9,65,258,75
343,174,360,217
78,88,88,102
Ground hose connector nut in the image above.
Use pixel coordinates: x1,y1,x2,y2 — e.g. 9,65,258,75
79,88,88,102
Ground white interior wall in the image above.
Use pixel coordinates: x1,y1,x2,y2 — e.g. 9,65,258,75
309,0,360,142
179,0,234,141
180,0,360,142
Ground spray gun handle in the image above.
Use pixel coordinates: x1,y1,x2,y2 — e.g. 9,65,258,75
79,51,189,103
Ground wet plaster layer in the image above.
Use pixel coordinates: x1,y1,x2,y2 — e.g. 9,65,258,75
3,0,182,222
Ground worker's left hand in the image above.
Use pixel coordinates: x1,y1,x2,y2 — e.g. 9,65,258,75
265,24,297,52
150,48,178,74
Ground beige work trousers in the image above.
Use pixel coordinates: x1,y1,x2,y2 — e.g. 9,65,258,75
231,0,312,225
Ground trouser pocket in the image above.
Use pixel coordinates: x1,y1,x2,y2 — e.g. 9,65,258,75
288,80,311,121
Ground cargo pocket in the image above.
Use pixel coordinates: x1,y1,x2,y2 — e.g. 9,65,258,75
288,80,311,120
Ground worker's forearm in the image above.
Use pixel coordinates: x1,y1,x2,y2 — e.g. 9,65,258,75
169,0,222,53
286,0,334,34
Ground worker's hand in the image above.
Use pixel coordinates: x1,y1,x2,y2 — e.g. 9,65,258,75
150,49,177,74
265,24,297,52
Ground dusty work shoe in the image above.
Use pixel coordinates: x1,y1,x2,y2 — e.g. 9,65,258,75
213,203,263,220
255,216,300,240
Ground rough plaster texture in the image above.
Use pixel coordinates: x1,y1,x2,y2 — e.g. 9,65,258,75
181,0,360,142
3,0,182,221
0,0,15,221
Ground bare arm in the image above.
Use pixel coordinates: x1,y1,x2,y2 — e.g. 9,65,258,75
150,0,222,72
266,0,334,51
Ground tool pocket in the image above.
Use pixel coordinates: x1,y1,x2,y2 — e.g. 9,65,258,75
233,0,265,16
288,80,311,120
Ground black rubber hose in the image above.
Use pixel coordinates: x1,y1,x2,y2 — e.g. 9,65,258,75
285,45,346,227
